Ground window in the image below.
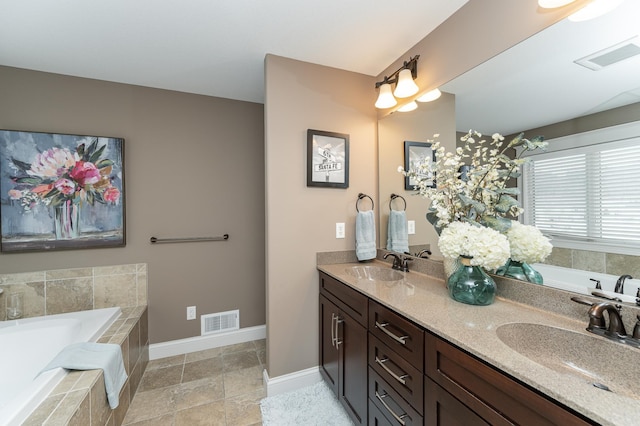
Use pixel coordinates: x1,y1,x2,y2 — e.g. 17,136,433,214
521,122,640,255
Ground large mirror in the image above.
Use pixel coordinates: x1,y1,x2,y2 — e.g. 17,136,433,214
378,0,640,301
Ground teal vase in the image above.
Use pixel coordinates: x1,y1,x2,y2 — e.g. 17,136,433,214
496,259,543,284
447,256,496,306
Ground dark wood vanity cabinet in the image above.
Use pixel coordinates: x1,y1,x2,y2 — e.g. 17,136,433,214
319,273,368,425
319,271,598,426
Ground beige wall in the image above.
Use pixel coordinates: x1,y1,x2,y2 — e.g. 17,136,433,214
264,55,377,377
0,66,265,343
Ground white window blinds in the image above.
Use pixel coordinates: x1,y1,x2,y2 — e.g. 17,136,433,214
522,138,640,250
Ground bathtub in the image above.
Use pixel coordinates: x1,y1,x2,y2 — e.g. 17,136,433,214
0,307,121,426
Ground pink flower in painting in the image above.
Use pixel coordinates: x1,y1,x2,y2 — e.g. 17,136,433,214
103,186,120,203
54,178,76,195
69,161,100,186
27,147,79,178
8,189,23,199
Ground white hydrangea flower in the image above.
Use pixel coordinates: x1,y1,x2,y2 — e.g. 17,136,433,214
505,222,553,263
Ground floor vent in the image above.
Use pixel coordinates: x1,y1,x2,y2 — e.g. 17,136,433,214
201,309,239,335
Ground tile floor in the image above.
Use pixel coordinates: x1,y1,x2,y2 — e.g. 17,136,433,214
122,339,266,426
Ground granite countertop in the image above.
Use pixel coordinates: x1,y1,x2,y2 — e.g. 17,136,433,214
318,261,640,426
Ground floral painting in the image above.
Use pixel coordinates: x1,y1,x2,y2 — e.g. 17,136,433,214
0,130,125,252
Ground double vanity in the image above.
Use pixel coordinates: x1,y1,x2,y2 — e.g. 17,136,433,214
318,255,640,426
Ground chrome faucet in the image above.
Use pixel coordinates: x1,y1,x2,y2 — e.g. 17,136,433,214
383,252,411,272
614,274,632,294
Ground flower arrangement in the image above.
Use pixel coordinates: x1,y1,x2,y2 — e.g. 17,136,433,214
504,221,552,264
438,221,510,270
401,130,547,235
8,139,121,211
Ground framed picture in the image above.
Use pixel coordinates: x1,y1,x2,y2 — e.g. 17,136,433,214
0,129,125,252
307,129,349,188
404,141,435,190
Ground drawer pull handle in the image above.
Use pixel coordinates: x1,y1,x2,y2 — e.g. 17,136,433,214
375,356,408,385
375,391,408,425
375,321,409,345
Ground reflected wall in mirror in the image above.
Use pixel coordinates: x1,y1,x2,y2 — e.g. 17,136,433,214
377,92,455,259
377,1,640,302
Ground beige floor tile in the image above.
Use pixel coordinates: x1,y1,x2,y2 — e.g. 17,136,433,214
185,347,223,363
252,339,266,352
224,389,264,426
138,364,183,392
124,413,175,426
222,351,260,372
172,376,225,410
123,386,177,424
183,357,224,383
224,366,265,398
146,354,186,370
220,341,255,355
175,400,226,426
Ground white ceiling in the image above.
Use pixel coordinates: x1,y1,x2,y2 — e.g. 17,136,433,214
0,0,468,104
440,0,640,135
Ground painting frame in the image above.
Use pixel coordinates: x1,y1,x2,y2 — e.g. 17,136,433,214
307,129,349,189
0,129,126,252
404,141,435,190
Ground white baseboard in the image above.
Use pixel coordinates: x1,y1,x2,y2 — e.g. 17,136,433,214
263,366,322,397
149,324,266,360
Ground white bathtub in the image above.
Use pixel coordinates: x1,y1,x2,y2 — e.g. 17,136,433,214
0,307,121,426
532,263,640,303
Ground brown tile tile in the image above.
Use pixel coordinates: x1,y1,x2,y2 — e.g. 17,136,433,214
94,273,138,309
45,267,92,280
572,249,605,273
94,264,137,276
43,390,88,425
90,374,111,426
147,354,185,370
123,386,177,424
129,359,144,396
223,366,264,398
22,394,65,426
222,350,260,372
45,278,93,314
221,341,255,355
124,413,175,426
172,376,225,410
252,339,266,351
606,253,640,277
185,347,222,363
114,380,131,425
128,321,141,368
138,365,183,392
182,357,224,383
224,389,264,426
175,400,226,426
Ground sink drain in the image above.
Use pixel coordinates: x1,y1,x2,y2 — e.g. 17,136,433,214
592,382,612,392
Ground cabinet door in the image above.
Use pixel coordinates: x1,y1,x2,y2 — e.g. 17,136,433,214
340,309,368,426
320,294,339,396
424,378,489,426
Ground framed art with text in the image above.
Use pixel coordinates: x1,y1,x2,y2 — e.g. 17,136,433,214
307,129,349,188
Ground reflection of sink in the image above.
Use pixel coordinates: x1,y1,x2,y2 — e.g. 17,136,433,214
345,266,404,282
496,323,640,399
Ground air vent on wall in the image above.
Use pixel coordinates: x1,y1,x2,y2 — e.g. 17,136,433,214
201,309,239,335
575,36,640,70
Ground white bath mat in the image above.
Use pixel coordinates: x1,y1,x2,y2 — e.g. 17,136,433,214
260,381,354,426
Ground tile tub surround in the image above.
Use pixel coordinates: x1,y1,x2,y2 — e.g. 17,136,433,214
23,306,149,426
318,260,640,426
0,263,148,320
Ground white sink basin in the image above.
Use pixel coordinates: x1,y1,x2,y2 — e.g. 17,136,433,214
345,266,403,282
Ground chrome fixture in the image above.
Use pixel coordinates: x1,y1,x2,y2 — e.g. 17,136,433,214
384,252,411,272
375,56,420,109
614,274,633,294
571,296,640,348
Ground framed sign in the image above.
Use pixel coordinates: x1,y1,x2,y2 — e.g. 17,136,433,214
0,129,125,252
307,129,349,188
404,141,435,190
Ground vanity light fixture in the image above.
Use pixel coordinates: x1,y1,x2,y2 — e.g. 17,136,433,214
397,101,418,112
417,88,442,102
375,55,420,109
568,0,624,21
537,0,576,8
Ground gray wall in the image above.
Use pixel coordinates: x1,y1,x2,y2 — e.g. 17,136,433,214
0,66,265,344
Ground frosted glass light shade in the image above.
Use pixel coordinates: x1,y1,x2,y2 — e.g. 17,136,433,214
538,0,576,8
375,83,397,109
568,0,623,21
397,101,418,112
417,88,442,102
393,69,419,98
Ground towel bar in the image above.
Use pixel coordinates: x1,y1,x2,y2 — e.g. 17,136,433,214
390,193,406,211
150,234,229,244
356,193,374,212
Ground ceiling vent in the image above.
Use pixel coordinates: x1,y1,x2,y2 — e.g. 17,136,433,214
575,36,640,70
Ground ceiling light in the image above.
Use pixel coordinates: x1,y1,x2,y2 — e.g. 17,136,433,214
568,0,624,21
374,55,420,109
538,0,576,8
397,101,418,112
375,83,397,109
417,88,442,102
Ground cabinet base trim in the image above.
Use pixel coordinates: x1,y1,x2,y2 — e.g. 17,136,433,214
263,366,322,397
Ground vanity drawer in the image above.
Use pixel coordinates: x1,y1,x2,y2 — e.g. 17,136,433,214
369,300,424,370
369,335,423,413
424,332,595,426
320,272,368,326
369,367,423,426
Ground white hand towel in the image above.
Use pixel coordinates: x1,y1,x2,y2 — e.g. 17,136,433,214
356,210,377,261
387,210,409,254
41,342,128,409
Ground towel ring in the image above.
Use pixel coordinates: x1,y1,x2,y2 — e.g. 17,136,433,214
356,193,374,212
390,193,406,211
